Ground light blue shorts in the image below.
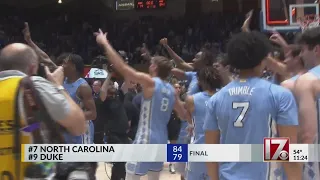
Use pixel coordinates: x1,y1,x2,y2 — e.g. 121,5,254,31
126,162,163,176
186,162,210,180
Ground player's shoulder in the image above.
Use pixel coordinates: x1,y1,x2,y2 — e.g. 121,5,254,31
294,72,319,93
280,78,294,90
296,71,318,85
269,81,295,104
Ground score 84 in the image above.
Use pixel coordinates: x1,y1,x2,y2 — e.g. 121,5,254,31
173,146,183,161
167,144,188,162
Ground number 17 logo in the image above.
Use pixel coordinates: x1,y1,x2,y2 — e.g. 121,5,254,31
263,138,290,161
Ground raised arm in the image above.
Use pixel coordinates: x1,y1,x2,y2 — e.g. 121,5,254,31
160,38,194,71
99,65,111,101
269,33,290,55
241,10,253,32
95,29,154,88
265,55,290,77
22,22,57,70
171,68,187,80
78,84,97,120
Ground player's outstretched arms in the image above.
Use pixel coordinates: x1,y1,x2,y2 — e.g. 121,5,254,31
160,38,194,71
275,88,301,179
265,55,289,78
294,74,318,144
94,29,154,89
171,68,187,80
23,22,57,70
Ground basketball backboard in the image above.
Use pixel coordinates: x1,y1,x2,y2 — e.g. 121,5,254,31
261,0,319,32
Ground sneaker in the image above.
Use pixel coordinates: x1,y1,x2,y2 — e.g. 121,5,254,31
169,163,176,174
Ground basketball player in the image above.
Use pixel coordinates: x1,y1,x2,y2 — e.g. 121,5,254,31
294,27,320,179
266,32,307,89
204,31,301,179
62,53,97,144
167,81,183,174
94,29,188,180
185,67,222,180
160,38,223,179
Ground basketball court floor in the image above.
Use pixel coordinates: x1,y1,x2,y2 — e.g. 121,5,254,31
95,162,179,179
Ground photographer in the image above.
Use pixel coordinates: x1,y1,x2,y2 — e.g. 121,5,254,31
0,43,86,179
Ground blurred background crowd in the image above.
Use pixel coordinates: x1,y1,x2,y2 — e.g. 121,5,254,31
0,0,262,66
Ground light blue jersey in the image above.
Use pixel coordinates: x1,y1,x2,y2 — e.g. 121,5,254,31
204,77,298,180
178,71,199,145
64,78,93,144
303,66,320,180
127,77,175,175
176,71,200,175
187,92,212,180
185,71,200,95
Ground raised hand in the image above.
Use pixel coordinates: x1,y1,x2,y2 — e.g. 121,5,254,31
159,38,168,46
45,66,64,86
94,29,108,46
241,10,253,32
22,22,31,42
269,33,288,47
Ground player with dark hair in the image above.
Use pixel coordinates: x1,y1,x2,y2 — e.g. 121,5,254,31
185,67,222,180
94,29,187,180
63,53,97,144
160,38,218,179
204,31,301,179
294,26,320,179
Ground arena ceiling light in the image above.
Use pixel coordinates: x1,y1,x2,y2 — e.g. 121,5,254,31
58,0,62,4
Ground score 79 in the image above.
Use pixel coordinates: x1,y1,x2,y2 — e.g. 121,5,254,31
172,146,183,161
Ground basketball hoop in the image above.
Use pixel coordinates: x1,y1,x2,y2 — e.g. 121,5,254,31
298,14,320,31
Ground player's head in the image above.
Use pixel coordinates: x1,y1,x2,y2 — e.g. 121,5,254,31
192,44,217,70
283,45,304,70
171,78,181,95
149,56,173,79
197,66,222,92
62,53,84,78
296,27,320,69
227,31,272,75
92,80,102,93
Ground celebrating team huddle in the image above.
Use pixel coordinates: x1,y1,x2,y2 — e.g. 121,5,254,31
93,21,320,180
1,9,320,179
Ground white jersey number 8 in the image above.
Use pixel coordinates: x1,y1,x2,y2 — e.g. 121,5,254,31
160,97,169,112
232,102,249,127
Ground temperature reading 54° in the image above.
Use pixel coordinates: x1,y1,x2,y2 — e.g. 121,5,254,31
293,149,302,155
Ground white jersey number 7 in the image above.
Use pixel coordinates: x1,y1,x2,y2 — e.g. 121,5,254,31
232,102,249,127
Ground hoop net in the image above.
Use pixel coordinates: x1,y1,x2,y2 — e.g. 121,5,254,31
298,14,320,31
